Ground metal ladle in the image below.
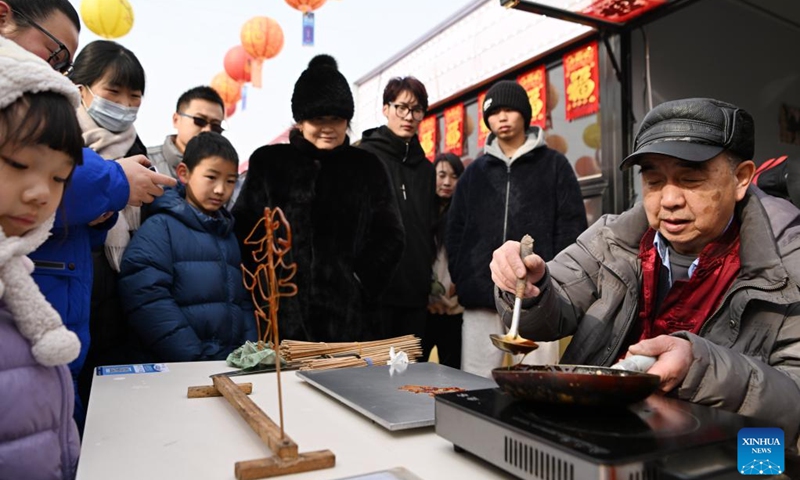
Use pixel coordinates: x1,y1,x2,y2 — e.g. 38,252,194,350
490,235,539,357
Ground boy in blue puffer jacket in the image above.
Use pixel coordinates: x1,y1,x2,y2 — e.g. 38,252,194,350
119,132,256,362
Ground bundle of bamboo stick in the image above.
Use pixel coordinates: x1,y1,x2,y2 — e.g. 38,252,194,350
280,335,423,371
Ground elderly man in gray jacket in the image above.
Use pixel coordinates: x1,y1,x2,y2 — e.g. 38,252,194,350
490,98,800,450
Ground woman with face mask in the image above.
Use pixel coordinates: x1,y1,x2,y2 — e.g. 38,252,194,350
68,39,147,421
71,40,146,159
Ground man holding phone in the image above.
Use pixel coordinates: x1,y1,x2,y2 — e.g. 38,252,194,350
147,85,226,179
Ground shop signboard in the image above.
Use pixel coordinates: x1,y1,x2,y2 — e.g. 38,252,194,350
580,0,667,23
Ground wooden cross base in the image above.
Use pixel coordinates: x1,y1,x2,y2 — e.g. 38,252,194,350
235,450,336,480
187,375,335,479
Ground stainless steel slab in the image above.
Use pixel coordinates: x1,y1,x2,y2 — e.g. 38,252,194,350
296,363,497,431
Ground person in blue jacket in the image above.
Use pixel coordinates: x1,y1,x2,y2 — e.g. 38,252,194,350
30,148,127,383
119,132,256,362
1,0,178,432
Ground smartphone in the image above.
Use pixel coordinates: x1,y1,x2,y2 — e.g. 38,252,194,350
147,165,159,173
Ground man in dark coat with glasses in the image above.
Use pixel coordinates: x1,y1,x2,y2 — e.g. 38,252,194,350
359,77,437,345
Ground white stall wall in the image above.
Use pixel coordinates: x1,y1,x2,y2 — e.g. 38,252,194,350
630,0,800,164
352,0,592,140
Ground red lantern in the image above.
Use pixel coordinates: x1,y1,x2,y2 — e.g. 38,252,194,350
240,16,284,88
226,102,236,119
210,72,241,106
285,0,326,13
224,46,253,84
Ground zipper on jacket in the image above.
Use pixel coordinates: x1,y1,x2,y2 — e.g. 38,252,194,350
401,142,409,200
56,365,73,479
32,260,66,270
502,164,511,240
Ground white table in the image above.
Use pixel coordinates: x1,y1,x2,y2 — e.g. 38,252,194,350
77,361,514,480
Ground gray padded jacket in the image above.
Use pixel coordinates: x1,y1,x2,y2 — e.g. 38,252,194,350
497,188,800,448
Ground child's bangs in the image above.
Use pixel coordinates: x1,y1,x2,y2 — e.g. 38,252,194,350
1,93,84,165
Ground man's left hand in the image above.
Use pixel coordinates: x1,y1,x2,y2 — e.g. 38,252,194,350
627,335,693,393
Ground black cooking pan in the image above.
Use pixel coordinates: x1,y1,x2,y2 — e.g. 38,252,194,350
492,364,661,406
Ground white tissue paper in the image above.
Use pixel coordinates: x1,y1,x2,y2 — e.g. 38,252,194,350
387,346,409,375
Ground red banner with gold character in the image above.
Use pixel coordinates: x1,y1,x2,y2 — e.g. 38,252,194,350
563,42,600,121
477,91,490,149
517,65,547,129
418,116,437,162
443,104,465,156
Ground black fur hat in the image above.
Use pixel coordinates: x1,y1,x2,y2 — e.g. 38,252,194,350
291,54,354,122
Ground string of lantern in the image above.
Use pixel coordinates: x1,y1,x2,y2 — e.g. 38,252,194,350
213,0,331,119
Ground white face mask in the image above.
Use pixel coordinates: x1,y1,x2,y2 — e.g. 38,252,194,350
82,86,139,133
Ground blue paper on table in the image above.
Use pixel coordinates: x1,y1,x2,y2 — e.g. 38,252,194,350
96,363,168,376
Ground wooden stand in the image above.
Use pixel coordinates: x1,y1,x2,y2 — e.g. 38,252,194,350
187,382,252,398
187,207,333,478
188,375,335,479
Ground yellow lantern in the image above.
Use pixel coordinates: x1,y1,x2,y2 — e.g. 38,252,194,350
80,0,134,39
583,122,601,149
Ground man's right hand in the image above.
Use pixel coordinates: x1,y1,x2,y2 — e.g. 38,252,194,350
490,240,547,298
117,155,178,206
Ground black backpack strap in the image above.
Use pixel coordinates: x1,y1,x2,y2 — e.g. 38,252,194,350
753,155,788,186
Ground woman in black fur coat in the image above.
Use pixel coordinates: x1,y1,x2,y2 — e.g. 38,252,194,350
232,55,405,342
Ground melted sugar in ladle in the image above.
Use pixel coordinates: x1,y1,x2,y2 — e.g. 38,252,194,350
490,234,539,357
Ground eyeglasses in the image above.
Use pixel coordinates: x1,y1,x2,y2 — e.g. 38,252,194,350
177,112,225,134
11,9,72,75
390,103,425,121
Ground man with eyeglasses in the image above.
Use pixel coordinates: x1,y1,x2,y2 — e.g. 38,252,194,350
359,77,437,347
147,86,226,179
0,0,76,74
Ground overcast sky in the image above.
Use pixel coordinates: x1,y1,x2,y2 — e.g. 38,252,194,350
68,0,477,161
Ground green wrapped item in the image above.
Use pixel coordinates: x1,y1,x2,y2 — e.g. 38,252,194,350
226,341,282,369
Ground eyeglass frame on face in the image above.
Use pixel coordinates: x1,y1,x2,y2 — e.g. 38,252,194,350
389,103,426,121
11,9,72,75
177,112,225,134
